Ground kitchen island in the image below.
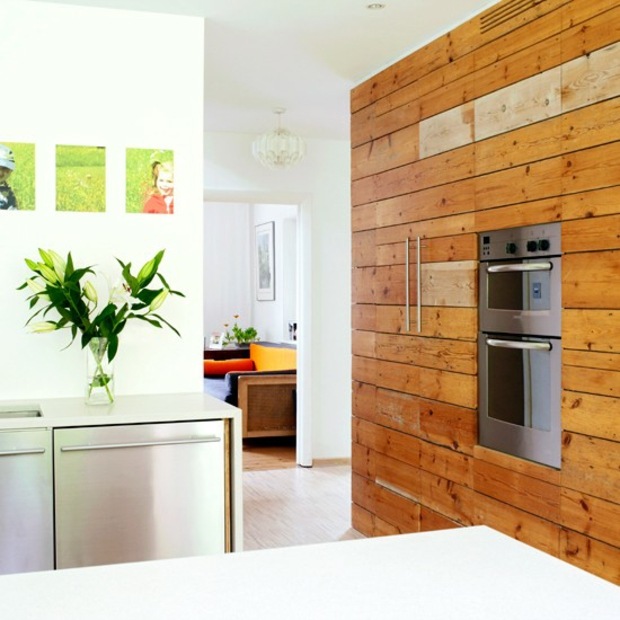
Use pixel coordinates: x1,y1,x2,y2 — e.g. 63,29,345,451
0,393,243,573
0,526,617,618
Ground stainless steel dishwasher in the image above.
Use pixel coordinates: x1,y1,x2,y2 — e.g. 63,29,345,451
0,428,54,574
54,420,226,569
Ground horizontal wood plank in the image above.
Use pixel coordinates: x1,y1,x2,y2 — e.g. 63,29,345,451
474,459,561,522
560,528,620,585
562,390,620,442
560,488,620,548
561,432,620,503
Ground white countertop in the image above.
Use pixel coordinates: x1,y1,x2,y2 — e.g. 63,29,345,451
0,392,240,429
0,526,617,619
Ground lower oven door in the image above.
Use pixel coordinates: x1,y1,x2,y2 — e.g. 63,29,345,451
478,333,561,468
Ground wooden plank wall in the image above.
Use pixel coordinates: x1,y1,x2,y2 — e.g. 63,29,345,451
351,0,620,584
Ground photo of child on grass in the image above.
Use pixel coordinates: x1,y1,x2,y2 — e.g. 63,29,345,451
126,148,174,215
0,142,35,211
56,144,106,212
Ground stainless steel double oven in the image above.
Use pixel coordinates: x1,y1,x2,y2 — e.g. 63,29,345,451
478,223,562,468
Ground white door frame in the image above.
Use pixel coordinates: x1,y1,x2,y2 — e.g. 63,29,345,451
204,189,313,467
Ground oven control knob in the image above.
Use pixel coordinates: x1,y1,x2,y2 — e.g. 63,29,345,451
526,240,538,252
538,239,550,251
506,242,518,254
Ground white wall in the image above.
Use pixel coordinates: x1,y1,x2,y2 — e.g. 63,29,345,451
203,202,253,342
204,132,351,459
252,203,297,343
0,2,205,399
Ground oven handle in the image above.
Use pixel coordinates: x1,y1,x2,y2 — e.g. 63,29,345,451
487,261,552,273
486,338,552,351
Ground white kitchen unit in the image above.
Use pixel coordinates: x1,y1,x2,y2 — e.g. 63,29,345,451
0,526,617,619
0,393,242,574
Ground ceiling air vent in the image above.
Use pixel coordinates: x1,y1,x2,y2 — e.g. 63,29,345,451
480,0,547,34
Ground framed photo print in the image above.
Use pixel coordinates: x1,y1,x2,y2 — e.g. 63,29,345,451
0,141,35,211
255,221,275,301
126,148,174,215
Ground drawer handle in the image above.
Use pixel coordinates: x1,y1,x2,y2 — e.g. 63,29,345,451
0,448,46,457
60,437,222,452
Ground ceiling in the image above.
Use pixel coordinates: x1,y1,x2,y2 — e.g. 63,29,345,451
34,0,496,140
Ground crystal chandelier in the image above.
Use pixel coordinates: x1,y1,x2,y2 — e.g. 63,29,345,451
252,108,306,170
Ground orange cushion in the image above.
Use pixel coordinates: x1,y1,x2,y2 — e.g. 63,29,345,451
250,343,297,371
203,358,255,376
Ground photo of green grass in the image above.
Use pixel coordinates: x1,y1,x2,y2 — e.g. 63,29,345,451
126,147,174,214
2,141,35,211
56,145,106,212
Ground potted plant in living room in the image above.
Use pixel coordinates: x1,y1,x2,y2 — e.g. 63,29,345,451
18,248,184,405
223,314,259,347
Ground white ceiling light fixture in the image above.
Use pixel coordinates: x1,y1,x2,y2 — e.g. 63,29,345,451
252,108,306,170
367,3,386,9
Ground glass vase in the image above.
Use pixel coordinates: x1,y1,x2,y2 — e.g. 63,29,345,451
86,337,115,405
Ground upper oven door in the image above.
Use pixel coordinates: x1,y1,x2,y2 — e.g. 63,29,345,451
479,256,561,337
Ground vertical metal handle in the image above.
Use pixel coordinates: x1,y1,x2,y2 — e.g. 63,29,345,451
405,237,410,332
416,236,421,333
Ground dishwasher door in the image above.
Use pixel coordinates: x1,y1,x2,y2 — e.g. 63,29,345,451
54,420,226,569
0,429,54,574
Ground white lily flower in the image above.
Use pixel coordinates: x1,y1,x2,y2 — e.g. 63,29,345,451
30,321,57,333
26,278,46,294
149,289,169,312
83,281,98,304
47,249,66,282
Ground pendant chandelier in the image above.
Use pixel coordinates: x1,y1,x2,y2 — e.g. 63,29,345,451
252,108,306,170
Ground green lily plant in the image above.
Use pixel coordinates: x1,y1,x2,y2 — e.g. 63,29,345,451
18,248,184,363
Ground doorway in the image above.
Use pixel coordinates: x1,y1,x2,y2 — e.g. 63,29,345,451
203,196,312,466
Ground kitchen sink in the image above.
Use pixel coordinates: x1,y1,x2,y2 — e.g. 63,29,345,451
0,405,42,418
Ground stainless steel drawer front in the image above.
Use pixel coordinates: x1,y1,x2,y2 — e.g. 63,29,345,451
54,420,226,569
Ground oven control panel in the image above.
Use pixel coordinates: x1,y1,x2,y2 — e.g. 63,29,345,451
480,222,561,260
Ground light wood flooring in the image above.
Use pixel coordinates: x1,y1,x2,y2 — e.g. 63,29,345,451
242,439,364,551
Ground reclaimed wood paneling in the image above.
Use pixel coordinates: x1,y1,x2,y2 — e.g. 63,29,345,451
372,304,478,340
419,400,477,455
563,364,620,399
351,124,419,181
562,141,620,195
419,506,461,532
560,488,620,548
563,309,620,352
562,390,620,442
419,441,473,488
473,492,561,556
475,115,563,175
375,333,477,374
560,528,620,584
562,432,620,503
352,473,420,533
376,234,477,267
562,213,620,252
351,145,474,206
562,186,620,220
563,250,620,309
474,444,561,485
419,103,474,159
352,0,620,585
475,66,562,141
474,459,561,521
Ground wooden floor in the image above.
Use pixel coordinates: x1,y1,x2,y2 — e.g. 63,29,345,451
242,438,364,551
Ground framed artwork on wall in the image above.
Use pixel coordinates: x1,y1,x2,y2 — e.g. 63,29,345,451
0,141,35,211
255,221,275,301
126,148,174,215
56,144,106,212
